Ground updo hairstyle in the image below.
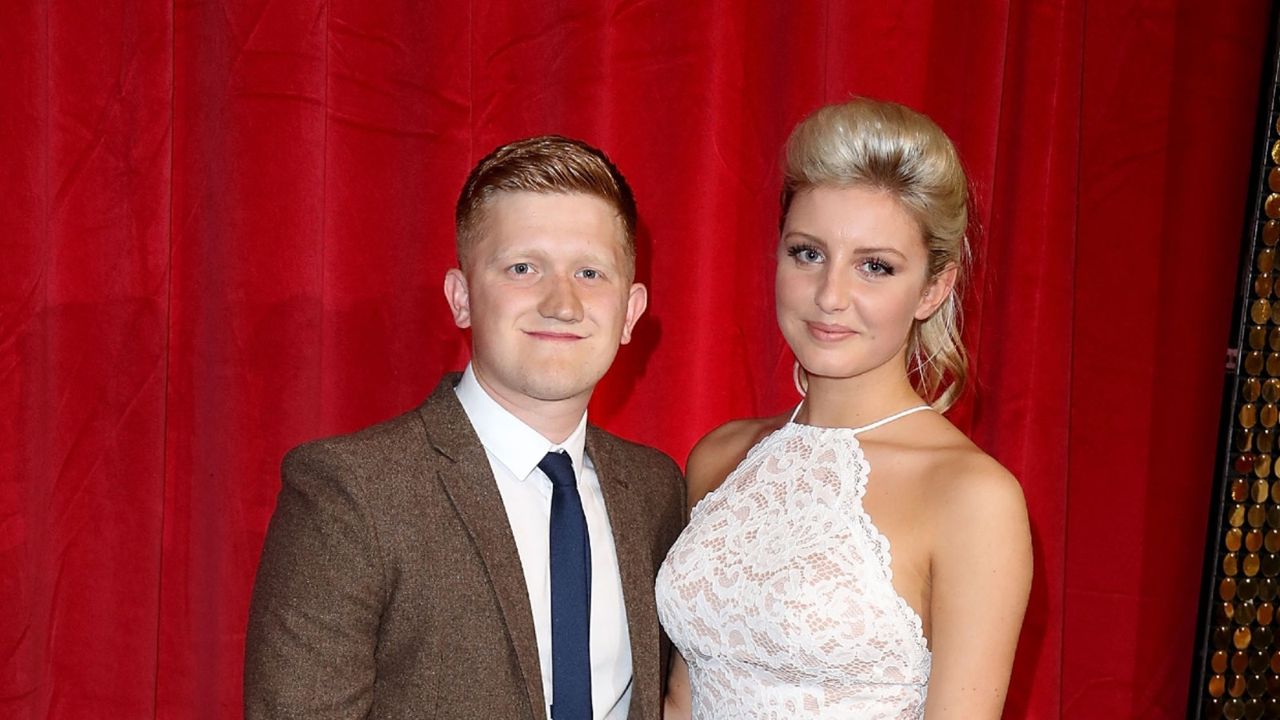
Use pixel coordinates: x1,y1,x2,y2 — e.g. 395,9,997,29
781,98,971,410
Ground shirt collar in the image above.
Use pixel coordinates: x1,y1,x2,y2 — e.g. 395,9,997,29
454,363,588,482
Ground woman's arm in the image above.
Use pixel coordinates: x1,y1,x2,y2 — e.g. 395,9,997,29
922,463,1032,719
664,650,692,719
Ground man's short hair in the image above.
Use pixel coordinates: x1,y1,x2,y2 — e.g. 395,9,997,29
454,135,637,275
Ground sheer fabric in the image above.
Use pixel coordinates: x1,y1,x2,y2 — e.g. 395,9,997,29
656,409,931,718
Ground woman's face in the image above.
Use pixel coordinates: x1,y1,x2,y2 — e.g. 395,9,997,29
776,185,951,385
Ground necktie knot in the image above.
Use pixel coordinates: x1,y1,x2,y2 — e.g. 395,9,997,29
539,451,576,489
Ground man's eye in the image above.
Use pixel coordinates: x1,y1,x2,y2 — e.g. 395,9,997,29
510,263,532,275
579,268,600,280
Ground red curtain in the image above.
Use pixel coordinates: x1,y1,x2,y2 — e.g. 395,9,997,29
2,1,1270,717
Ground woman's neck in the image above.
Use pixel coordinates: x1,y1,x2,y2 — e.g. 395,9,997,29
797,368,928,429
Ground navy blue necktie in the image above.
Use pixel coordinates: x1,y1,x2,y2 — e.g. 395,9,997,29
539,451,593,720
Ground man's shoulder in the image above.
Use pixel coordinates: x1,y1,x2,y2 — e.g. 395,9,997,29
281,408,432,484
283,374,465,473
588,425,685,534
587,424,679,474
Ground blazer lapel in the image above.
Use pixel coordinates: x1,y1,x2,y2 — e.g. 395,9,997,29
588,428,660,720
418,376,547,720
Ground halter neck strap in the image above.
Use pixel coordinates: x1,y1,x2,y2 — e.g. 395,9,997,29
787,402,933,433
788,402,805,423
851,405,932,435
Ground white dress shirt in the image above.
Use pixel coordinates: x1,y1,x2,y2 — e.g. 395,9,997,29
454,364,632,720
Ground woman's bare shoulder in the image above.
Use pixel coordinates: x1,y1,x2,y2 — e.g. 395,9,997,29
938,441,1022,510
684,413,789,510
874,414,1026,531
916,431,1030,569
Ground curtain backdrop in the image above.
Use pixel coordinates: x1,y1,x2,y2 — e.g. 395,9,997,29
2,1,1271,717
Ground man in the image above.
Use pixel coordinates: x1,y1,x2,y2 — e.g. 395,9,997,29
244,136,686,720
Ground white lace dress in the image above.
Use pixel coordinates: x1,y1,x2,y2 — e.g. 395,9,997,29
655,407,932,719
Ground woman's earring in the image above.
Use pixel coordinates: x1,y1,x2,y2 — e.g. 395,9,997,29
792,360,808,397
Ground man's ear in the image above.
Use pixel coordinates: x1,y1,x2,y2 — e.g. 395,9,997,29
619,283,649,345
443,268,472,328
915,262,958,321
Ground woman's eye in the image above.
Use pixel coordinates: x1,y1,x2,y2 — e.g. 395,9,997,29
860,258,896,276
787,245,824,263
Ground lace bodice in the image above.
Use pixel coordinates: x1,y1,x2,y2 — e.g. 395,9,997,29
655,408,932,718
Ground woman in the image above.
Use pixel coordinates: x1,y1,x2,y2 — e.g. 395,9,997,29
655,98,1032,719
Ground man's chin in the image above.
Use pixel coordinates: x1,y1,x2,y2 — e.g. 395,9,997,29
518,372,607,404
521,384,595,404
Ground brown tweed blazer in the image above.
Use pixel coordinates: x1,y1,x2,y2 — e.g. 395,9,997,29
245,374,686,720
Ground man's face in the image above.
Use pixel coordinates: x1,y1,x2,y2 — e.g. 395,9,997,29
444,191,647,410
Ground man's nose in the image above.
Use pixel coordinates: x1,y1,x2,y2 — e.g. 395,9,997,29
539,274,585,321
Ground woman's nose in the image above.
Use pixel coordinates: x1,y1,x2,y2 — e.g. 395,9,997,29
815,269,852,313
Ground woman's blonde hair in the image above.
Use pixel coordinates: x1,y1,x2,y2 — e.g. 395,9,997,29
781,98,971,411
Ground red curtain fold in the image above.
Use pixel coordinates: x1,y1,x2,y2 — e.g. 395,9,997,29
1065,4,1270,717
2,1,1270,717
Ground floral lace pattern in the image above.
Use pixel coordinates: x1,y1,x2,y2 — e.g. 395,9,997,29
655,420,930,718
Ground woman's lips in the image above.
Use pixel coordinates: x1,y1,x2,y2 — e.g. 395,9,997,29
805,321,856,341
